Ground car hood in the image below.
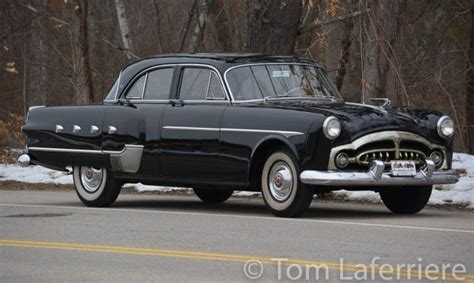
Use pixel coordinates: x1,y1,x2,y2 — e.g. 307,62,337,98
253,100,446,144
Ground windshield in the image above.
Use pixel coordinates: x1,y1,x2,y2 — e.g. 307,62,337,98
226,64,342,101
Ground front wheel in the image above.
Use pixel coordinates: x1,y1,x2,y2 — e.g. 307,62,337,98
193,188,234,203
73,166,122,207
261,148,313,217
379,186,432,214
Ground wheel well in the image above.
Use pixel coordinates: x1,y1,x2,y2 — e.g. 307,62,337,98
248,139,295,190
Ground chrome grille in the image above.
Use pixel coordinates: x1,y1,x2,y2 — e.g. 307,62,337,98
357,149,426,165
328,131,448,170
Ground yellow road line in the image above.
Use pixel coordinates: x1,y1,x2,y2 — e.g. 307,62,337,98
1,240,472,282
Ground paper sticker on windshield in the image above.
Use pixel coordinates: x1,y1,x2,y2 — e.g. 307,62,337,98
272,70,290,78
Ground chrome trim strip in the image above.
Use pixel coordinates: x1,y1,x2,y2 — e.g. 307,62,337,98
220,128,304,137
328,131,448,170
163,126,220,132
28,147,104,154
162,126,304,137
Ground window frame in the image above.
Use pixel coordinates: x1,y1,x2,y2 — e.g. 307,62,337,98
118,64,230,104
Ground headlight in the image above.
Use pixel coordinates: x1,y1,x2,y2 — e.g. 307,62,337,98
437,116,454,138
323,116,341,139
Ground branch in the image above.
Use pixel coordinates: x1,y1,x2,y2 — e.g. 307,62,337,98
298,9,369,35
102,38,140,59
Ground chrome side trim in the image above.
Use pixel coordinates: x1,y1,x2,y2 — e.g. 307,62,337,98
28,147,104,154
162,126,304,137
220,128,304,138
328,131,447,170
163,126,220,132
301,160,459,186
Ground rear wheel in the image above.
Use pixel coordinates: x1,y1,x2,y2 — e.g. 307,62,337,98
379,186,432,214
261,148,313,217
193,188,234,203
73,166,121,207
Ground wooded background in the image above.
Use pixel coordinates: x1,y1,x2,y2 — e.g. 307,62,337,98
0,0,473,157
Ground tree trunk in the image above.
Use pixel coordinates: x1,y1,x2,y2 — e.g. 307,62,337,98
28,9,48,107
190,0,209,52
73,0,94,104
467,9,474,154
114,0,134,60
334,19,355,91
361,0,404,103
245,0,302,54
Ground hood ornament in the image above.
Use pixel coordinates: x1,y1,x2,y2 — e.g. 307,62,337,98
366,98,392,110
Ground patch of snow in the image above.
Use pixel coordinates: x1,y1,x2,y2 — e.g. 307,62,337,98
1,153,473,208
0,163,73,184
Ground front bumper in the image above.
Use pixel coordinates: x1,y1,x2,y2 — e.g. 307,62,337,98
300,160,460,186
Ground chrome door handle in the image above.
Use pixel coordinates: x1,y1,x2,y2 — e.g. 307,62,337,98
108,126,117,134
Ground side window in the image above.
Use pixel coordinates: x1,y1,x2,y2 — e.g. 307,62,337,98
179,68,210,100
144,68,174,100
179,68,227,100
207,73,226,100
125,75,146,99
226,66,263,100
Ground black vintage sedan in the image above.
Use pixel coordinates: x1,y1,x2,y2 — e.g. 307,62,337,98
19,53,459,217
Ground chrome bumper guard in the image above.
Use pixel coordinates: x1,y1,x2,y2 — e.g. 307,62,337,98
300,160,460,186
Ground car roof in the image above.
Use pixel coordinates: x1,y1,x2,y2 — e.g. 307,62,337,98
116,53,320,99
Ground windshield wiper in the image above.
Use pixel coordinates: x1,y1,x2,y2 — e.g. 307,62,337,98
264,95,338,102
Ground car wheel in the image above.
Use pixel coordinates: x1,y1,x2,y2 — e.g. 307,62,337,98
193,188,234,203
379,186,432,214
261,148,313,217
73,166,121,207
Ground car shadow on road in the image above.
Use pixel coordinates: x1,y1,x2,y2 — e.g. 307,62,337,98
105,196,443,219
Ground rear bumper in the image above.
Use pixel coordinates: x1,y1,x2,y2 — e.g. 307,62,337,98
300,160,460,186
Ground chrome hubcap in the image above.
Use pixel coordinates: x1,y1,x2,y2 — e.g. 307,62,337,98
80,167,103,193
268,161,293,202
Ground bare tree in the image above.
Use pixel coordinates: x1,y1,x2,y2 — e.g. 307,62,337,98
467,8,474,154
73,0,94,104
114,0,134,60
190,0,209,52
246,0,302,54
26,2,48,107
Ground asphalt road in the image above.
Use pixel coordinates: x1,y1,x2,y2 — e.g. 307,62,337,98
0,189,473,282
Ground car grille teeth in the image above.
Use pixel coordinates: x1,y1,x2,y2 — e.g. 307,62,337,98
357,149,425,165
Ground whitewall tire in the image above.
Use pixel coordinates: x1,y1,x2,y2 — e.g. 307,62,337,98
261,148,313,217
73,166,121,207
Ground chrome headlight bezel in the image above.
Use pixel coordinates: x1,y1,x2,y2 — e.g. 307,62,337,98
323,116,341,140
437,116,454,138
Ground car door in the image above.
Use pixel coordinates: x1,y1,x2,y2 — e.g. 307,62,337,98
160,66,229,181
102,66,175,175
